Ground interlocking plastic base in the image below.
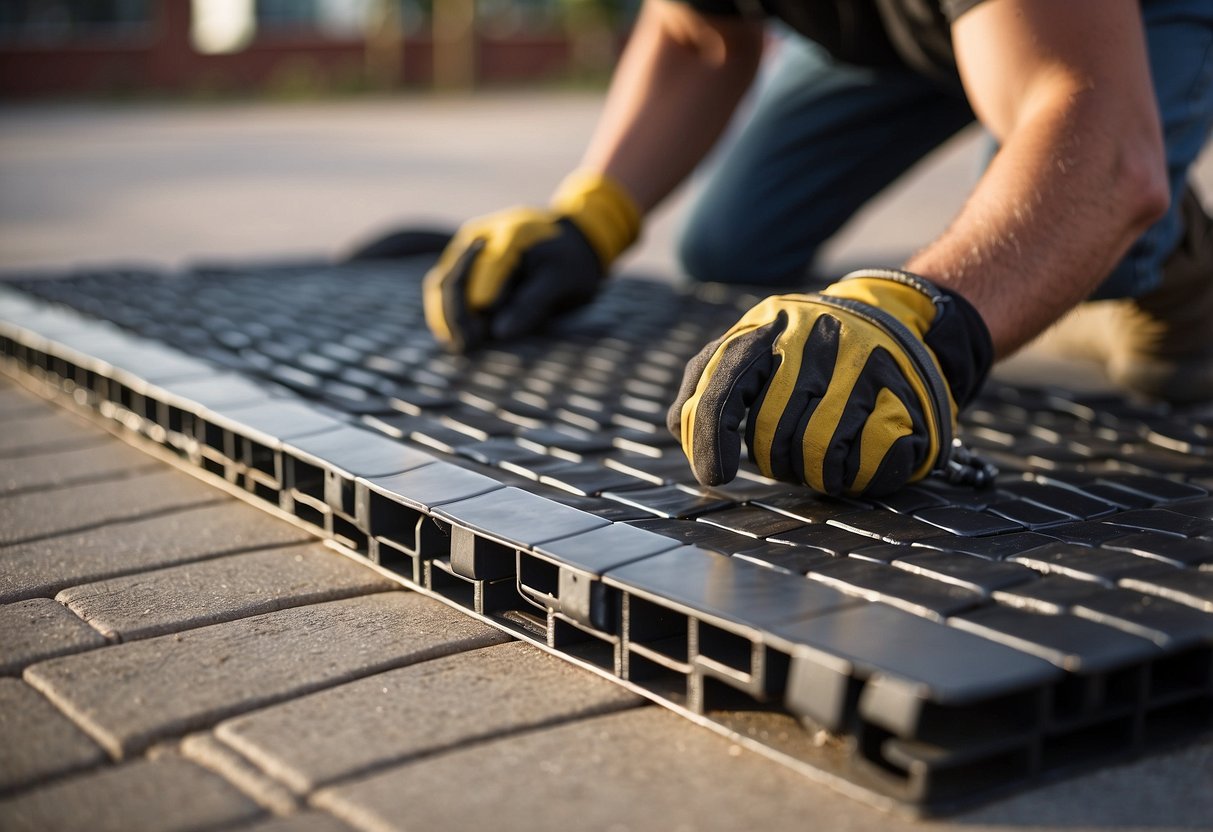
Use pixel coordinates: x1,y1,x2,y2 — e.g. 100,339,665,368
2,259,1211,815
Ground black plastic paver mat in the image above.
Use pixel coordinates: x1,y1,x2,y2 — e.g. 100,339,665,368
2,258,1211,814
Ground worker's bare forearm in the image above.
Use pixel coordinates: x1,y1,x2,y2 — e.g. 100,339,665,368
905,0,1168,358
579,0,764,211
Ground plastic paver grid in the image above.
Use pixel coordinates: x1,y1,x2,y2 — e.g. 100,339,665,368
1,259,1211,814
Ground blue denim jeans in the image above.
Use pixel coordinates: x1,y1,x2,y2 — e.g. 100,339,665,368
678,1,1213,299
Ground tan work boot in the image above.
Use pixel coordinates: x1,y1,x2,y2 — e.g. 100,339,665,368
1031,188,1213,404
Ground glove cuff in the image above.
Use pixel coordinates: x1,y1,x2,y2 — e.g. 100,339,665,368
551,170,642,266
839,268,993,408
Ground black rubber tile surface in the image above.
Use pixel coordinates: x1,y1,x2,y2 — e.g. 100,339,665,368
6,257,1212,813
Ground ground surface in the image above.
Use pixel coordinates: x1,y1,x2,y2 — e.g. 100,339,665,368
1,91,1212,830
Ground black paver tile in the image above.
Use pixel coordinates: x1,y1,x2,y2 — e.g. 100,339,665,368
752,493,869,524
992,575,1109,614
601,484,734,519
602,453,695,486
545,493,654,522
949,606,1159,674
1101,509,1213,539
284,426,433,480
434,488,608,581
1072,588,1213,650
892,551,1037,595
360,461,501,513
769,604,1060,728
533,523,681,577
1100,533,1213,568
848,542,914,564
1010,542,1176,584
808,559,984,620
912,506,1026,537
433,488,608,549
1119,569,1213,614
826,509,943,544
996,481,1118,520
538,462,651,497
605,547,856,631
732,542,837,574
628,517,758,554
454,437,547,466
912,531,1063,561
1046,521,1141,547
693,505,808,539
209,399,345,444
867,487,948,515
986,500,1073,530
1095,474,1207,504
1164,496,1213,520
768,524,887,556
910,478,999,510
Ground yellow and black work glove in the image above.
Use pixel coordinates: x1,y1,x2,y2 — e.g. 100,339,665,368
423,171,641,352
667,269,995,497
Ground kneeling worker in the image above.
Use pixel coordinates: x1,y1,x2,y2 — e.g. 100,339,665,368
422,0,1213,497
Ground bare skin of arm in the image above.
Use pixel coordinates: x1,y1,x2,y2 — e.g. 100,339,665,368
904,0,1170,358
579,0,765,211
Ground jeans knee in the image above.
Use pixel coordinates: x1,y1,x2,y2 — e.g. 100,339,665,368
677,216,740,284
677,212,814,287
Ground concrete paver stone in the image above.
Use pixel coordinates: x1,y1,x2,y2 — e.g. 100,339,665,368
0,468,225,547
312,706,870,832
24,592,511,758
182,733,301,816
0,678,106,795
0,754,265,832
0,499,311,604
217,641,641,792
230,812,355,832
313,706,1213,832
0,597,106,675
0,406,108,457
57,544,394,641
0,383,47,419
2,440,161,495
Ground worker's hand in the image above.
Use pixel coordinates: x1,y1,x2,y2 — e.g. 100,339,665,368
667,270,994,497
423,171,641,352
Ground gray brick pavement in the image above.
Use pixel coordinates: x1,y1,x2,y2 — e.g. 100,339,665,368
231,812,355,832
0,500,312,604
0,468,224,547
216,641,641,793
0,755,265,832
0,597,106,675
0,679,106,795
58,544,394,641
0,384,46,418
0,406,108,457
2,440,160,495
183,733,302,816
312,706,884,832
25,592,511,758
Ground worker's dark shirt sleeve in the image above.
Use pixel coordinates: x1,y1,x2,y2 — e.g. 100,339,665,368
676,0,748,15
941,0,986,21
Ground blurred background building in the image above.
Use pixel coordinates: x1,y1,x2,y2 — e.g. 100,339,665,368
0,0,638,97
